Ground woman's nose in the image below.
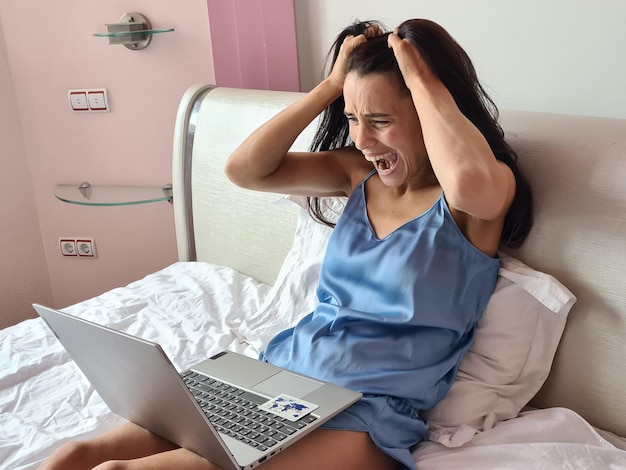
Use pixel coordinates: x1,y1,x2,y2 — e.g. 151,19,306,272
353,125,376,150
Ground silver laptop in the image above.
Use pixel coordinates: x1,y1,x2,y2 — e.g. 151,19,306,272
34,304,361,470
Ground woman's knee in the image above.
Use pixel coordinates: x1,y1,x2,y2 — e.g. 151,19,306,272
93,460,130,470
38,439,95,470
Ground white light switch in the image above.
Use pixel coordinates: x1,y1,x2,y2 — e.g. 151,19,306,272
69,91,89,111
87,89,109,111
68,88,110,113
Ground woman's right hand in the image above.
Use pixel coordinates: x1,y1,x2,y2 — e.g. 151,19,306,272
327,24,384,92
226,24,383,197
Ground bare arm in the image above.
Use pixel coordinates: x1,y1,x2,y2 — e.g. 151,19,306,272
224,79,353,197
225,28,381,198
388,33,515,222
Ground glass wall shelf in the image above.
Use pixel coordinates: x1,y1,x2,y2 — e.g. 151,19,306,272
94,27,174,37
93,12,174,50
55,183,173,207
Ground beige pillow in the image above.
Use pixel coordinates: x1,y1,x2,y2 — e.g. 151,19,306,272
424,252,576,447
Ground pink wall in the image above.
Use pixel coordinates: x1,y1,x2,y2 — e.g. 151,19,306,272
207,0,300,91
0,18,54,328
0,0,300,327
0,0,215,319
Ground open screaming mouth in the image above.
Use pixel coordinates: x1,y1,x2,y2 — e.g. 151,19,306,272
365,153,399,172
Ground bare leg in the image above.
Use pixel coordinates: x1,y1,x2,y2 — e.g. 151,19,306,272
37,422,179,470
39,423,397,470
262,428,397,470
92,447,219,470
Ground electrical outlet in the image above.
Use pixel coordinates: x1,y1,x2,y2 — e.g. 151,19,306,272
77,238,97,258
59,239,77,256
59,237,97,258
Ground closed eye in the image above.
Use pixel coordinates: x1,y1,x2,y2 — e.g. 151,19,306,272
365,113,392,127
344,113,392,127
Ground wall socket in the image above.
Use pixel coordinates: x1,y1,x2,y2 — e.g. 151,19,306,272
59,238,97,258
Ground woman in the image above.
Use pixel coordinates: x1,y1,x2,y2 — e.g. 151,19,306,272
40,19,532,470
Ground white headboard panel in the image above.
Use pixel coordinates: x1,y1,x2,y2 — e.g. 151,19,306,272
172,85,626,437
172,86,318,285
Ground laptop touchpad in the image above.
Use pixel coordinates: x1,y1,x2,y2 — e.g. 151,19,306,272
253,371,323,398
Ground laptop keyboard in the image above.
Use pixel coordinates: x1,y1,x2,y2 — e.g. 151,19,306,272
182,371,318,452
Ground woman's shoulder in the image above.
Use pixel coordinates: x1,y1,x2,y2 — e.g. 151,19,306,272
326,147,372,194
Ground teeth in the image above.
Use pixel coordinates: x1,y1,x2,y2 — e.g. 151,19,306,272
364,152,399,172
365,153,394,163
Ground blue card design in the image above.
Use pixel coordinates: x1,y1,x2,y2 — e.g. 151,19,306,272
258,394,319,422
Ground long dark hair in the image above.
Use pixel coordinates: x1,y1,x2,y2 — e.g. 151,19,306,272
307,19,533,249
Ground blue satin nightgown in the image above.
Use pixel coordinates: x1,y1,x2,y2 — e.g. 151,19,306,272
261,171,500,469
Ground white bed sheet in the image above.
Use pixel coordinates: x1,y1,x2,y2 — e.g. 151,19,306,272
1,262,625,469
0,262,266,470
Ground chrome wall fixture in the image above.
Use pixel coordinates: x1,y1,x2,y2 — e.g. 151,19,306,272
93,12,174,50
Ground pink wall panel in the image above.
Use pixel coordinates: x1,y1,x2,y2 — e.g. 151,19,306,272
207,0,300,91
262,0,300,91
206,0,241,86
234,0,269,89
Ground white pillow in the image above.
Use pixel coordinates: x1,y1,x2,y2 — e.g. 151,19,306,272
238,198,576,448
237,197,345,351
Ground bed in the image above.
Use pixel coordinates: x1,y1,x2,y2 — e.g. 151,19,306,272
1,84,626,469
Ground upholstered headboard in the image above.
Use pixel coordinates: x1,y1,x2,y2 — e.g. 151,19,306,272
172,85,626,437
497,110,626,431
172,85,317,285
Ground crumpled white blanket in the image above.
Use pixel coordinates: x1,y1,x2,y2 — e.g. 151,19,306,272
414,407,626,469
1,262,624,470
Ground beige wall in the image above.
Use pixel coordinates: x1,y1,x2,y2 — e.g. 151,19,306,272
294,0,626,119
